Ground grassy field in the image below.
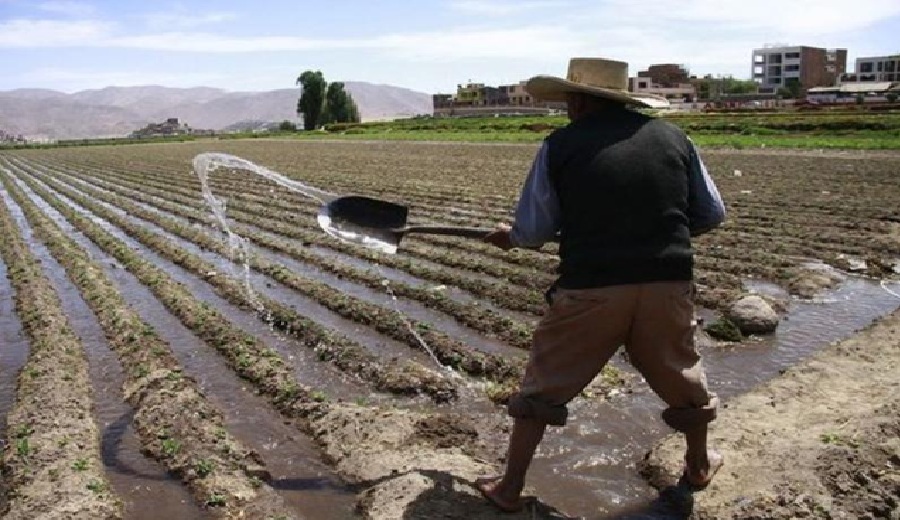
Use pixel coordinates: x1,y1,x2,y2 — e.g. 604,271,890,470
298,109,900,149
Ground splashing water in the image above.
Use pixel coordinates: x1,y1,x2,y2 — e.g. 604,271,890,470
191,152,452,373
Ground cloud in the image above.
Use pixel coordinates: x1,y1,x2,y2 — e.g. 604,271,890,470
591,0,900,35
37,1,96,17
0,19,112,46
447,0,564,16
1,18,586,61
142,10,238,30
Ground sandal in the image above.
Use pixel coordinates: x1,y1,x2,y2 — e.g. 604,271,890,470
476,476,525,513
683,451,724,490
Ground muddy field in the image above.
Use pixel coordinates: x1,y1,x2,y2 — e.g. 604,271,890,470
0,140,897,519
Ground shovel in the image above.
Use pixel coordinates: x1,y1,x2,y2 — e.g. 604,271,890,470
317,195,493,254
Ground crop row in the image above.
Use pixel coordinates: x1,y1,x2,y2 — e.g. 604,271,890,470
1,173,297,518
6,162,459,404
20,155,548,315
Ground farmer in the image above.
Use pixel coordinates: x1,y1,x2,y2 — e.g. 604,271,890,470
480,57,726,513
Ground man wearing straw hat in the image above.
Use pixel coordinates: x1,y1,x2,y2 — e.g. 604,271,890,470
481,57,726,512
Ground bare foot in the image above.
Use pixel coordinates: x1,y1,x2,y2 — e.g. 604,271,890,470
684,450,724,489
476,476,525,513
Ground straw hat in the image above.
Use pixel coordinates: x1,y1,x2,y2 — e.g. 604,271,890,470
526,58,669,108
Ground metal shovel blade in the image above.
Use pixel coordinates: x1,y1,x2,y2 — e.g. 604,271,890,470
317,195,492,254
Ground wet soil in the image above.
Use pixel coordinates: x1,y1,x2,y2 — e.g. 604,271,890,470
2,144,899,519
641,308,900,519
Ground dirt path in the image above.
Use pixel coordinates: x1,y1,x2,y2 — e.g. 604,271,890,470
641,306,900,519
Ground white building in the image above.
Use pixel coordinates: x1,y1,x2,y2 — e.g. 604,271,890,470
751,45,847,94
840,55,900,83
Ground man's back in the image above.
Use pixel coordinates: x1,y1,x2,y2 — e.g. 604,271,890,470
546,108,695,289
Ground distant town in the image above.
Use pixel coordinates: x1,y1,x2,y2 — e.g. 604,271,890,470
432,45,900,116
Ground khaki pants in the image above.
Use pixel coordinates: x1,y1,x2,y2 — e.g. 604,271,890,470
508,281,717,428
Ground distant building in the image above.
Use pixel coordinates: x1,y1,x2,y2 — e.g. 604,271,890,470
129,118,212,138
432,80,563,116
751,45,847,94
839,54,900,83
807,82,899,104
0,129,27,145
629,64,696,101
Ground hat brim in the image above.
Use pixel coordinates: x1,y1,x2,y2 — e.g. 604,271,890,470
526,75,670,109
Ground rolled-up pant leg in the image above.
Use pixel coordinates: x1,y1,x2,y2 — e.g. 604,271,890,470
626,281,718,432
508,285,639,426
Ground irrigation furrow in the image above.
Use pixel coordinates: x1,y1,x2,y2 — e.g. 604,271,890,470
0,188,203,520
0,172,300,519
5,161,457,404
17,164,529,392
25,158,547,315
13,175,373,403
19,156,556,292
0,183,123,519
28,160,534,355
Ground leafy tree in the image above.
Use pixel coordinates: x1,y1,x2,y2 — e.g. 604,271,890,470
296,71,360,129
296,70,327,130
278,120,297,131
322,82,361,124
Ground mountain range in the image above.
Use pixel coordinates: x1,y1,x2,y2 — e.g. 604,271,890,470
0,82,434,140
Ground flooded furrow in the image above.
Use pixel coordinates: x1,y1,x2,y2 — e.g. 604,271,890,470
12,170,378,401
28,165,508,375
0,188,203,519
23,158,546,317
25,157,553,292
44,166,519,356
0,255,29,515
6,165,359,519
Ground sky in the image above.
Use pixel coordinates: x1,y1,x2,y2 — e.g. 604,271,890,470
2,0,899,94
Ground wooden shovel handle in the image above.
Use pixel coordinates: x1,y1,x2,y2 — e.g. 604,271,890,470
403,226,493,238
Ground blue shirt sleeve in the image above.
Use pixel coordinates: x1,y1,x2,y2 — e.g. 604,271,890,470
509,141,561,248
686,140,726,236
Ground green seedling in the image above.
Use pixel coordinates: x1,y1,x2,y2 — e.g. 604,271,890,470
161,438,181,456
72,458,89,471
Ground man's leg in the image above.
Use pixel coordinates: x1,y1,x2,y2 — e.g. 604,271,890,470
479,285,638,511
477,417,546,511
627,282,722,488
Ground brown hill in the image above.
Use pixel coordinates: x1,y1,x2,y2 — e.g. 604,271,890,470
0,83,432,140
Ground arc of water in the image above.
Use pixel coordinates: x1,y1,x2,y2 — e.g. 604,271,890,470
191,153,454,375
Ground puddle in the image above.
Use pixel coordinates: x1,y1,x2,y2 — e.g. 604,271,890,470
0,187,204,520
6,175,358,519
514,276,900,518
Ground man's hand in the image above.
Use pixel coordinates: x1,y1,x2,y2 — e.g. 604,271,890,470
484,223,514,250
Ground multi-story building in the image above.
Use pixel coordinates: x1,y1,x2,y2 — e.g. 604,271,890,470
629,63,696,101
840,54,900,83
751,45,847,94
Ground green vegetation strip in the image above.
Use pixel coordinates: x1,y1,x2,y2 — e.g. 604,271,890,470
0,172,297,518
0,181,122,518
26,166,521,393
12,164,457,403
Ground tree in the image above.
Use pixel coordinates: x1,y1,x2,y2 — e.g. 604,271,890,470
322,82,361,125
296,70,327,130
278,120,297,131
296,71,361,129
887,92,898,103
